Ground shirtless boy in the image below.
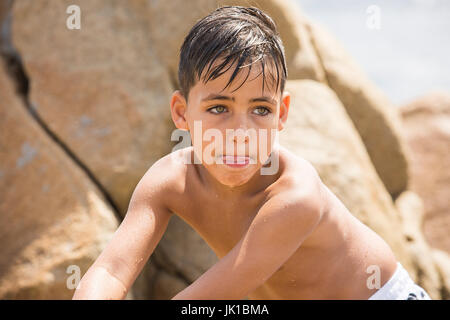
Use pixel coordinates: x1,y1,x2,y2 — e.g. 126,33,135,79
73,6,431,300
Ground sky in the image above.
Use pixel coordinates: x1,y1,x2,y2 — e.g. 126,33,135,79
296,0,450,106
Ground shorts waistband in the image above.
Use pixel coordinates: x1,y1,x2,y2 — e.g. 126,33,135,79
368,262,416,300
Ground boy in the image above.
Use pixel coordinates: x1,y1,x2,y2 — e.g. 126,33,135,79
72,6,431,300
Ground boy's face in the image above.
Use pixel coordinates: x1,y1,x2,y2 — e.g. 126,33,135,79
171,59,290,188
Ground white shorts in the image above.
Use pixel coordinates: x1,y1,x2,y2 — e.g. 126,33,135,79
368,262,432,300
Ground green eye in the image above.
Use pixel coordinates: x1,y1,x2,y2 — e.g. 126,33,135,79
208,105,227,114
253,106,270,116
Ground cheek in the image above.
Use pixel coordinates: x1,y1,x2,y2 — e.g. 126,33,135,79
191,129,223,165
254,128,277,156
202,139,218,164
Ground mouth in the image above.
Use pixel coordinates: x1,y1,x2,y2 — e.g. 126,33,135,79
221,155,251,168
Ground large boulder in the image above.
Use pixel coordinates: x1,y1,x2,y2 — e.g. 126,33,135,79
0,61,119,299
399,92,450,255
303,20,410,198
431,249,450,300
12,0,176,215
0,0,12,55
0,0,11,26
394,190,442,299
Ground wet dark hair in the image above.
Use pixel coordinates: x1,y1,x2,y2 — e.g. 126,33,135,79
178,5,288,103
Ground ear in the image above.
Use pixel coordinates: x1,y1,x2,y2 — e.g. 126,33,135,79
278,91,290,131
170,90,189,131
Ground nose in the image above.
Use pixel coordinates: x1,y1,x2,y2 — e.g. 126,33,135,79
229,113,250,141
222,114,253,157
224,127,249,158
235,132,249,143
230,125,250,144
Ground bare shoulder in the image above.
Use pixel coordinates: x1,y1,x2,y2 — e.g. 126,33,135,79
250,147,325,242
275,145,327,218
130,147,189,209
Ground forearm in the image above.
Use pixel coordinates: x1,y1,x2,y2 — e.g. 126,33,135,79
171,285,204,300
72,266,128,300
171,283,246,300
170,268,249,300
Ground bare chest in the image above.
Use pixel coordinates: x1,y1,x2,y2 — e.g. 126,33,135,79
179,196,262,258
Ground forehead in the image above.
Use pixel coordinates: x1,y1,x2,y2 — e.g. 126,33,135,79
189,57,280,103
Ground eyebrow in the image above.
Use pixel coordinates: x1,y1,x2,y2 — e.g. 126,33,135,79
201,93,277,105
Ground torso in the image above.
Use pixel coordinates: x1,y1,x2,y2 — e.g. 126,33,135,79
164,146,398,299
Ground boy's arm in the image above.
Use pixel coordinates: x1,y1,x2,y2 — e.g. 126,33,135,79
171,189,323,300
72,164,173,300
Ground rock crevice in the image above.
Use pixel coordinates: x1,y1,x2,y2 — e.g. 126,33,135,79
0,2,122,223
